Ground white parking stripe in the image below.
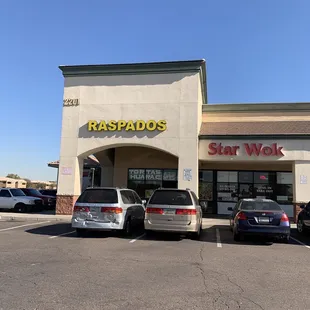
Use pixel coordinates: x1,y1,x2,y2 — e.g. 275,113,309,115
0,221,51,232
49,231,76,239
129,234,145,243
290,236,310,249
216,228,222,248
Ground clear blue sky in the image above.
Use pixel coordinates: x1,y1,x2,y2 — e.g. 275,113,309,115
0,0,309,181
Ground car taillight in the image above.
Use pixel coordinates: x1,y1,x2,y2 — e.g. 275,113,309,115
101,207,123,214
146,207,163,214
73,206,90,212
280,213,289,222
236,211,247,220
175,209,197,215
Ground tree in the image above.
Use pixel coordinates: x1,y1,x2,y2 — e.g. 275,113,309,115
6,174,20,179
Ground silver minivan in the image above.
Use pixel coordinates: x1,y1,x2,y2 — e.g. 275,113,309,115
144,188,203,239
71,187,145,237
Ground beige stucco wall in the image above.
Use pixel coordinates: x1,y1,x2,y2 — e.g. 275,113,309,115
112,147,178,187
58,72,202,196
199,139,310,162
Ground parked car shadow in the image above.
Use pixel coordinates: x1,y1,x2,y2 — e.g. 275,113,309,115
198,224,308,247
25,222,145,239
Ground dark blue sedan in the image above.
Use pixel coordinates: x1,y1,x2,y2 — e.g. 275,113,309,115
228,198,290,243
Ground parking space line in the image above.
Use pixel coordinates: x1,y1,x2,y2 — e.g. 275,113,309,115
216,228,222,248
290,236,310,249
129,234,145,243
0,221,51,232
49,231,76,239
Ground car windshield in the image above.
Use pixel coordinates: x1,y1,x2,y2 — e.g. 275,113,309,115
77,189,118,203
149,190,192,206
10,189,26,197
27,189,41,196
241,201,282,211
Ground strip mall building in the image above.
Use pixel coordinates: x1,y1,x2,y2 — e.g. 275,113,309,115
51,59,310,222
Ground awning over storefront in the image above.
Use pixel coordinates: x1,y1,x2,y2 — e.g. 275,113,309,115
47,155,100,169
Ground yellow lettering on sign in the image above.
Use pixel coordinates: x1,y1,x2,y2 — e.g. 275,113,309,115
88,121,98,131
87,120,167,131
125,120,135,131
98,121,108,131
117,120,127,131
157,120,167,131
146,120,157,131
108,120,117,131
136,120,146,131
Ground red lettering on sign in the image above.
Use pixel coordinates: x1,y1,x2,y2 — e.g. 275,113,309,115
244,143,284,157
208,143,284,157
208,143,239,156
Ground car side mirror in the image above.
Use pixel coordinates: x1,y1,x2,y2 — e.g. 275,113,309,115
227,207,233,211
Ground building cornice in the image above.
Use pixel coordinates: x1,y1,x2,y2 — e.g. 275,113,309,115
59,59,207,104
199,134,310,140
202,102,310,113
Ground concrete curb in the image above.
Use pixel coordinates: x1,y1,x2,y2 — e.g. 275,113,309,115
0,215,71,222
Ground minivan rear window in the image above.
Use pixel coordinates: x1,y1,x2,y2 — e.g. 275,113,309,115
77,189,118,204
149,190,192,206
241,201,282,211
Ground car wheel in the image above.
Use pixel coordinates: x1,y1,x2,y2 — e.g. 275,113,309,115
76,228,88,237
14,203,26,213
123,218,132,236
233,229,241,241
190,224,202,240
297,219,306,234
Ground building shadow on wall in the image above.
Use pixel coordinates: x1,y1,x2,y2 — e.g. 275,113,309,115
78,122,163,139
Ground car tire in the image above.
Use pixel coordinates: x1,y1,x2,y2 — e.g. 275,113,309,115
190,224,202,240
14,203,27,213
297,219,306,234
123,218,132,236
76,228,88,237
233,229,241,241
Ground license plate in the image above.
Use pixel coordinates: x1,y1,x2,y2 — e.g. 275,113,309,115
258,217,270,223
163,209,175,215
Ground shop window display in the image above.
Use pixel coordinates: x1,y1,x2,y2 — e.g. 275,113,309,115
128,169,178,199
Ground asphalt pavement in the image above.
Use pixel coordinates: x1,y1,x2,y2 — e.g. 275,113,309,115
0,219,309,310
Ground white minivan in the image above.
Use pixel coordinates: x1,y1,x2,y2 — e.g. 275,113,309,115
71,187,145,237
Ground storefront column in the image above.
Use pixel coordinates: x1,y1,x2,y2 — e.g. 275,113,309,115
56,156,83,215
177,140,199,195
293,160,310,222
95,149,115,187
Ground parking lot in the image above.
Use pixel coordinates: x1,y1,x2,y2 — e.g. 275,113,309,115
0,218,309,310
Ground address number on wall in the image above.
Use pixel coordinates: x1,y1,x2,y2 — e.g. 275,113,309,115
63,99,79,106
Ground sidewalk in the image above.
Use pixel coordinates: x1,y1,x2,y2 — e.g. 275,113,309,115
0,211,71,222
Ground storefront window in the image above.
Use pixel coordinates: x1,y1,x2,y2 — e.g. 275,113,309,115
199,170,213,201
276,172,293,203
199,171,213,182
127,169,178,199
239,183,253,199
218,171,238,183
239,172,253,183
253,184,274,199
254,172,275,184
199,183,213,201
216,170,238,203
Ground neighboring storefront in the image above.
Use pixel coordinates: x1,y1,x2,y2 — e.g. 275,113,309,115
53,59,310,221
